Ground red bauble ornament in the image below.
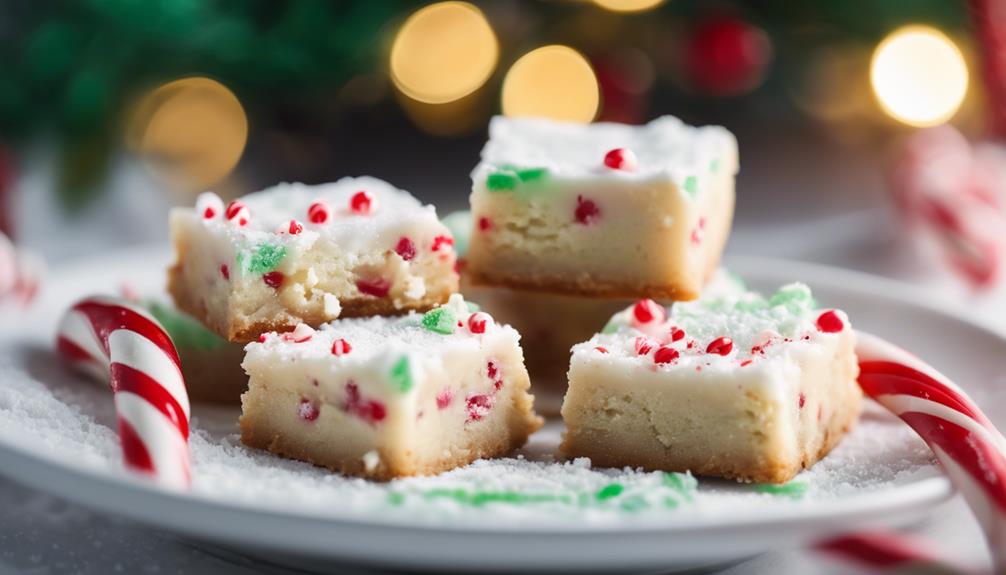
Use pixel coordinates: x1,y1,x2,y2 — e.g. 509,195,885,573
685,16,772,97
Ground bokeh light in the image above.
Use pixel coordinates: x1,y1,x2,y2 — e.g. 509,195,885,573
593,0,665,13
502,45,600,123
127,77,248,192
870,26,968,128
390,2,498,105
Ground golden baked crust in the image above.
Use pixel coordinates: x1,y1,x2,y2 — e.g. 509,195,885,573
239,385,542,481
560,399,859,484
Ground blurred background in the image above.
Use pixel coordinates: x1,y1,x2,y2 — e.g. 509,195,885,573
0,0,1004,298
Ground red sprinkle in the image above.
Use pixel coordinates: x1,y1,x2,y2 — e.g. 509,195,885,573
282,326,314,343
478,216,492,231
436,388,454,409
298,398,320,422
670,327,686,342
345,382,386,424
740,359,753,367
203,206,216,219
331,338,352,356
307,201,331,224
225,200,245,220
468,312,489,334
350,191,373,215
574,195,601,225
432,235,454,252
395,237,417,261
263,271,284,289
653,346,680,364
706,336,733,355
466,394,494,422
632,299,665,325
799,392,806,409
595,346,608,353
220,264,229,280
258,333,269,343
603,148,637,171
634,336,655,356
487,360,500,383
816,310,845,333
356,276,390,297
225,201,249,226
288,219,304,234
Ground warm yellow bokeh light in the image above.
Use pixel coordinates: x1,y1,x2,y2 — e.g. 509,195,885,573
390,1,498,104
870,25,968,127
128,77,248,191
502,45,599,123
593,0,665,13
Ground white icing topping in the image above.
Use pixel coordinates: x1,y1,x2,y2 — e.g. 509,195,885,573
245,294,515,366
473,115,738,186
575,271,849,370
178,177,450,264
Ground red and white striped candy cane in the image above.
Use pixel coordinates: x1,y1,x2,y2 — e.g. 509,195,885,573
56,296,191,489
817,531,971,573
829,331,1006,572
0,232,43,307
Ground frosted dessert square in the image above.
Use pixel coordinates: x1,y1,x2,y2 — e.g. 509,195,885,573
467,116,737,299
240,294,542,479
561,275,861,483
168,177,459,342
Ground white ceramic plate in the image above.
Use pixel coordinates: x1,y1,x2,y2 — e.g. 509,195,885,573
2,247,1000,573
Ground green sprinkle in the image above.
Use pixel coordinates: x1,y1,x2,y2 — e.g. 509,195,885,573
420,488,571,507
486,171,518,191
683,175,699,198
421,307,457,334
754,481,808,500
733,297,769,313
389,356,414,392
515,167,548,183
709,159,720,173
601,320,621,334
387,492,406,506
240,243,287,275
619,495,648,512
768,283,816,315
145,301,225,351
663,496,680,509
595,483,625,501
661,472,698,501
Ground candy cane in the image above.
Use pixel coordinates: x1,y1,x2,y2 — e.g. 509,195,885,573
0,232,43,307
819,331,1006,573
817,531,972,574
56,296,191,489
890,126,1006,289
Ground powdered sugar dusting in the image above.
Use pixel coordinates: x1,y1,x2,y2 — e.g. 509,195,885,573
0,338,940,528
